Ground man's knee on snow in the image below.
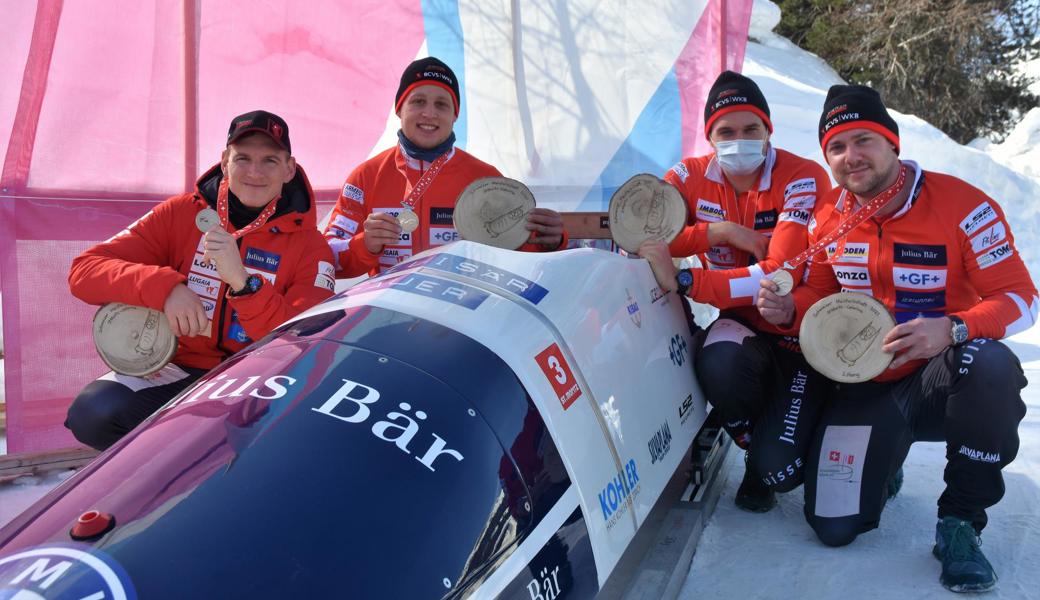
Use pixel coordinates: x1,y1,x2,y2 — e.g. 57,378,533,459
808,516,862,547
64,381,131,450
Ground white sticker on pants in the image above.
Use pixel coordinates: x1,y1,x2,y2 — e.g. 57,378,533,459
815,425,871,518
99,363,192,392
703,318,755,347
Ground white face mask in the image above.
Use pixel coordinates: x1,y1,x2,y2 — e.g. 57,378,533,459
714,139,767,175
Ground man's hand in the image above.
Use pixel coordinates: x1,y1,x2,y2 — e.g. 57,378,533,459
525,208,565,248
202,228,248,291
707,221,768,261
756,278,795,327
883,316,952,369
637,240,679,293
362,213,402,254
164,283,208,337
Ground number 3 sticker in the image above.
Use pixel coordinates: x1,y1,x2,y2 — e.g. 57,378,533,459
535,343,582,410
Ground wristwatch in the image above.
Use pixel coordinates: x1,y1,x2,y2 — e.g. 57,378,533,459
676,269,694,296
230,274,264,297
949,315,969,346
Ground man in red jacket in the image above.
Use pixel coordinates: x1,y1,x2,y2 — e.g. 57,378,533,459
66,110,335,450
323,57,568,278
639,71,832,513
757,85,1037,592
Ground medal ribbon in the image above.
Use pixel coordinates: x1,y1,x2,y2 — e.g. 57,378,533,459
778,165,907,272
398,151,450,211
216,179,280,239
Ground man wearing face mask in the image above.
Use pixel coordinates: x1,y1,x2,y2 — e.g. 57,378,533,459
325,57,568,277
638,71,831,513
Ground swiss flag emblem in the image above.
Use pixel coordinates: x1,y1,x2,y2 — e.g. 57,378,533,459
829,450,841,462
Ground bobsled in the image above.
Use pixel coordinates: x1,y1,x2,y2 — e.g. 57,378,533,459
0,241,710,599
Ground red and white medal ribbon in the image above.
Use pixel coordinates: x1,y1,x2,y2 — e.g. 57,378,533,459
216,179,280,239
778,165,908,274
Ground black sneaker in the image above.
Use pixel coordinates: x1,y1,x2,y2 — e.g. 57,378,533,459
735,452,776,513
932,517,998,593
887,466,904,500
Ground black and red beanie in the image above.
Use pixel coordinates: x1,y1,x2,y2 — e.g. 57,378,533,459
395,57,461,117
703,71,772,138
819,84,900,153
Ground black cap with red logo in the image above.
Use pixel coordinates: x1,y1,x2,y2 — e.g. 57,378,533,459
819,85,900,153
703,71,773,139
395,57,461,117
227,110,292,154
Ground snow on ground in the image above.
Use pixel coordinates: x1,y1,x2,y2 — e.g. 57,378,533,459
2,1,1040,597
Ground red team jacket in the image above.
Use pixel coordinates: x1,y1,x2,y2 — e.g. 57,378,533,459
665,147,831,328
324,145,568,278
69,164,336,370
785,162,1038,381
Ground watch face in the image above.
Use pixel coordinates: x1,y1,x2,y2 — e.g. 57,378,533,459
678,271,693,287
248,275,263,292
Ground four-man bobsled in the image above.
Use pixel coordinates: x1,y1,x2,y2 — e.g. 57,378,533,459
0,241,710,599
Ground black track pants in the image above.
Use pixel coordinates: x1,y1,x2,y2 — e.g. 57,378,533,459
695,317,829,492
803,339,1027,546
65,364,206,450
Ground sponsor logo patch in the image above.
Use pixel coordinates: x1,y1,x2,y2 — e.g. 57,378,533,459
784,195,816,211
341,183,364,204
535,343,582,410
895,310,944,324
244,247,281,271
671,162,690,183
314,260,335,291
959,202,997,236
708,245,735,266
976,241,1013,269
785,177,817,198
312,377,465,472
400,253,550,304
893,243,946,266
429,226,459,246
695,199,725,223
779,209,810,225
895,290,945,310
648,421,673,465
597,459,641,529
970,222,1006,253
958,445,1001,463
679,394,694,425
893,267,946,290
379,247,413,266
332,215,359,235
0,545,137,599
754,209,778,231
626,289,641,328
429,206,454,225
350,272,489,310
832,265,871,287
668,334,688,366
826,242,869,264
191,252,219,277
187,272,221,300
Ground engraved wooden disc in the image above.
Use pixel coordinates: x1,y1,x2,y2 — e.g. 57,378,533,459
93,303,177,377
799,292,895,383
607,174,686,253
